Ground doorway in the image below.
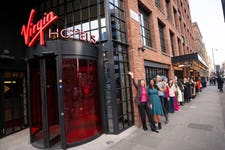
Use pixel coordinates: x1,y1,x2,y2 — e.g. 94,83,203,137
0,71,27,138
29,56,60,148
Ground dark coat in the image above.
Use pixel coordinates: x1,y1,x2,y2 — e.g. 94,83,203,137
177,79,184,92
183,81,191,99
217,76,224,89
132,79,151,106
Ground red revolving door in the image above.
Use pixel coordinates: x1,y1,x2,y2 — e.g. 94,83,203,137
28,40,102,149
62,58,102,145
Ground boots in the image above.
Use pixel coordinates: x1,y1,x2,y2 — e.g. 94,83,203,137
158,122,162,130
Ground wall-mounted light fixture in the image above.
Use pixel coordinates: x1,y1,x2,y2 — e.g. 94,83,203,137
138,46,145,52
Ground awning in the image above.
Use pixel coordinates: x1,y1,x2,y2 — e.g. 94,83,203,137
144,60,170,69
172,53,208,70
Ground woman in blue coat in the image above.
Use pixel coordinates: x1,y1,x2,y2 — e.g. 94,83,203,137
148,79,164,129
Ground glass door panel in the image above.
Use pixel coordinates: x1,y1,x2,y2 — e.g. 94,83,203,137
30,59,44,148
62,58,102,144
46,57,60,145
29,57,60,148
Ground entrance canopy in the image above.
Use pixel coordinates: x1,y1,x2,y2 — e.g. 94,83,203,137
172,53,208,71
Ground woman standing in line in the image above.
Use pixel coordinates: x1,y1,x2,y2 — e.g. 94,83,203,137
148,79,164,130
183,77,191,103
168,79,177,113
173,78,180,111
128,72,158,132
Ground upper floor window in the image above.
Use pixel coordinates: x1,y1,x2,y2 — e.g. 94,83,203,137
139,7,152,47
158,21,166,53
166,0,171,21
170,31,175,56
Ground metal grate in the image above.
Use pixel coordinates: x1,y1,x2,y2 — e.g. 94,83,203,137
187,123,214,131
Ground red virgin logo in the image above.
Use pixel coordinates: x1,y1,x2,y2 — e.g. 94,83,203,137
21,9,58,47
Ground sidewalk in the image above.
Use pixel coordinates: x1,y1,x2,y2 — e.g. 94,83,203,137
1,85,225,150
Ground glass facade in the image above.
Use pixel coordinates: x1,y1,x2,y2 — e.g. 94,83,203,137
26,0,133,148
109,0,126,43
0,71,27,137
62,58,102,144
104,0,134,133
37,0,106,42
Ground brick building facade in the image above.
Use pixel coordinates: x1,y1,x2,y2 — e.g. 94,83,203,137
192,22,209,77
124,0,198,126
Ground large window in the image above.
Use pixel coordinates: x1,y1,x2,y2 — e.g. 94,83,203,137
170,31,175,57
145,66,168,85
113,43,133,131
1,72,27,136
106,0,133,133
110,0,127,43
158,21,166,53
139,7,152,47
173,8,179,30
177,38,182,55
37,0,106,42
166,0,171,21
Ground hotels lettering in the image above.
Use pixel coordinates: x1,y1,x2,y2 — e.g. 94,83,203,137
48,28,96,44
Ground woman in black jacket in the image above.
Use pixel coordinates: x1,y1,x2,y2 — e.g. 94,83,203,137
129,71,158,132
217,75,224,92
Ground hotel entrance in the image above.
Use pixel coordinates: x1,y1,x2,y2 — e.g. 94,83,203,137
29,56,60,148
27,40,102,149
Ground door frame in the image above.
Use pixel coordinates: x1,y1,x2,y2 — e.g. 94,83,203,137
0,72,4,137
28,55,64,148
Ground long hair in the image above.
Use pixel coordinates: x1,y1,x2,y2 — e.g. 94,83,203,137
149,78,157,89
138,79,146,88
168,79,174,88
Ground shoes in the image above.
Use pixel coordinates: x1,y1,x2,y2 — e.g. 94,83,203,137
151,129,159,133
158,122,162,130
165,118,169,124
143,126,148,131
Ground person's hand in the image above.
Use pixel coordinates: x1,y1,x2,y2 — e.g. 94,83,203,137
149,104,152,109
128,71,134,79
163,81,167,86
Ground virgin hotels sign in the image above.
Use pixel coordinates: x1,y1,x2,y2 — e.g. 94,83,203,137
21,9,96,47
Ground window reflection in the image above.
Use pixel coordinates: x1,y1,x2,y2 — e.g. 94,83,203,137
91,29,99,41
91,20,99,29
62,58,102,144
101,27,107,40
101,18,106,27
82,22,89,31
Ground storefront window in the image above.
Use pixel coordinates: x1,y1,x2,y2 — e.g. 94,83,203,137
1,71,27,136
145,66,169,85
62,58,102,144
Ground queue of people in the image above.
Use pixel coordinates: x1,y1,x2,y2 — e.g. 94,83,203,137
129,71,204,133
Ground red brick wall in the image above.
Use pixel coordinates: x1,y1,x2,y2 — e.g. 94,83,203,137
124,0,195,127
